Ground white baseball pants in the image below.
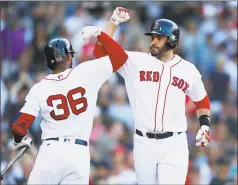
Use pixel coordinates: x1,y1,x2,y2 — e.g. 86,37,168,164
133,132,189,184
27,139,90,184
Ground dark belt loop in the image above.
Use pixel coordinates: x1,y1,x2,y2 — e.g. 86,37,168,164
136,129,143,136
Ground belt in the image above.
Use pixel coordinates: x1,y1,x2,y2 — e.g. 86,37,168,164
136,129,182,140
45,137,88,146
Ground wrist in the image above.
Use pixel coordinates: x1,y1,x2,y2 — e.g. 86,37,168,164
108,20,119,29
110,17,119,25
201,125,210,131
12,133,23,143
199,115,210,127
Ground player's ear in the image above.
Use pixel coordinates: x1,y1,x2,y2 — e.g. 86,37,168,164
66,54,72,63
65,54,73,68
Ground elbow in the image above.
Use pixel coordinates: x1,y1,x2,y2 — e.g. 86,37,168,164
112,53,128,72
93,47,100,58
93,44,107,59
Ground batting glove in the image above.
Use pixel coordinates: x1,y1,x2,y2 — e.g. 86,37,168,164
110,7,130,25
13,138,32,151
195,125,211,147
82,26,102,41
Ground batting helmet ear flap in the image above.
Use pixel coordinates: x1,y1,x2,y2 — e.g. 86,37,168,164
166,29,180,49
166,42,177,49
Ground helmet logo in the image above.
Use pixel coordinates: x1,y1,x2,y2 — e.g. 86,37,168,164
153,23,159,30
56,57,63,62
171,35,175,40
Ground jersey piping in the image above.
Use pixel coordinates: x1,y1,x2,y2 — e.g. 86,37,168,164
161,59,182,131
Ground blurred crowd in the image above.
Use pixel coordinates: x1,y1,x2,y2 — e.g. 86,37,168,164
0,1,237,185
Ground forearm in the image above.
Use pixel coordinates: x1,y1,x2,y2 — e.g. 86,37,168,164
193,93,211,147
93,21,118,58
96,32,128,72
193,94,211,127
196,108,210,117
12,112,35,143
196,108,211,127
93,7,129,59
96,21,118,45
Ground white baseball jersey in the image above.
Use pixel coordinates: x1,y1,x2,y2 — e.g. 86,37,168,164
20,56,113,141
117,52,206,132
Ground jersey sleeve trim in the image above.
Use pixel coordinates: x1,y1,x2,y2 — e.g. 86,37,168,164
193,94,210,110
12,112,36,137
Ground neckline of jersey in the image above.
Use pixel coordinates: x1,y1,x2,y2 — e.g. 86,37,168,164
160,54,181,66
44,68,73,81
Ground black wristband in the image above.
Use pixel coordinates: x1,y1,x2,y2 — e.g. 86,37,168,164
13,133,24,143
199,115,210,127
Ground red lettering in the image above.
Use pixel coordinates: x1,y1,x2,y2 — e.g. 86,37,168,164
140,71,146,81
171,76,179,86
153,72,159,82
139,70,160,82
67,87,88,115
47,94,70,120
171,76,189,94
178,79,184,89
146,71,152,81
182,82,189,93
47,87,88,121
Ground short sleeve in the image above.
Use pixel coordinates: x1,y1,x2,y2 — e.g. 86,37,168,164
187,66,207,102
20,85,40,116
87,56,113,84
117,51,142,78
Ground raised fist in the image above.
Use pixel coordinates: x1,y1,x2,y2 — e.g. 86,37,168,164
82,26,102,40
110,7,130,25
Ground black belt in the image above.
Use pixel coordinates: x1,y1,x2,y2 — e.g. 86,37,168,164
45,138,88,146
136,129,182,140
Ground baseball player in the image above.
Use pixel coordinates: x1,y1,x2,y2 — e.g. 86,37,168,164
10,26,129,184
93,7,211,184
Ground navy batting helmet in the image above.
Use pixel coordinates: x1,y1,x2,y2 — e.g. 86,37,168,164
44,38,75,70
144,19,180,49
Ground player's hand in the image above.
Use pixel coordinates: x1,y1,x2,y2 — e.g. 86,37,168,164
110,7,130,25
13,138,32,151
82,26,102,40
195,125,210,147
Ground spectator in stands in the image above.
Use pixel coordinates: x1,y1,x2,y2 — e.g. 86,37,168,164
107,85,134,131
210,157,233,185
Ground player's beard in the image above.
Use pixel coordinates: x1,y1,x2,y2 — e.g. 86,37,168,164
150,44,169,59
